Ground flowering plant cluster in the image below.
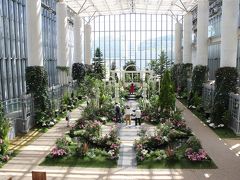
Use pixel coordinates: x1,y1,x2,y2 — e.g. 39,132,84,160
49,147,67,158
185,148,208,161
107,143,120,160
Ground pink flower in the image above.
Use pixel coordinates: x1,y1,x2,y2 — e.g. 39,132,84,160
2,155,9,162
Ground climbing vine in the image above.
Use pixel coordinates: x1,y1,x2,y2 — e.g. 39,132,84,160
26,66,50,126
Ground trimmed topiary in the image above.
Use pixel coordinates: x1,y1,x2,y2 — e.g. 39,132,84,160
211,67,238,125
192,65,208,96
72,63,85,83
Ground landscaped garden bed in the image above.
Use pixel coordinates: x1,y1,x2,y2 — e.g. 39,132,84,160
41,117,120,167
178,98,236,138
135,118,216,169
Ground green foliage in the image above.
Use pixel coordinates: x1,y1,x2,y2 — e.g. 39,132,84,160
72,63,85,83
26,66,51,126
159,70,175,116
211,67,238,125
56,137,71,153
123,60,136,71
149,51,171,77
186,136,201,151
0,103,10,156
92,48,105,79
171,64,181,91
192,65,208,96
56,66,70,75
84,64,93,76
179,63,193,94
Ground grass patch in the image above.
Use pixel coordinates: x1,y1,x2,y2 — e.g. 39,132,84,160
137,159,217,169
40,155,117,168
178,98,237,139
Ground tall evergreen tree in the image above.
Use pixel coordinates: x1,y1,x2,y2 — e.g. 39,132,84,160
158,70,175,116
149,51,171,77
92,48,105,79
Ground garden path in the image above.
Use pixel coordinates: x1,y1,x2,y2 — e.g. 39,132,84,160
0,103,86,180
117,100,140,168
117,100,156,168
176,100,240,180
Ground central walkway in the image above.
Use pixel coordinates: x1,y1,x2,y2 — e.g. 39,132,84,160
117,100,140,168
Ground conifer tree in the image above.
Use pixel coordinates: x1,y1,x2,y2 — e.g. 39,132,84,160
158,70,175,116
92,48,105,79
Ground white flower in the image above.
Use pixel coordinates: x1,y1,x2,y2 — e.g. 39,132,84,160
108,150,114,156
100,117,108,121
141,149,148,155
163,136,168,142
49,122,55,126
209,123,215,128
218,124,224,128
206,120,211,123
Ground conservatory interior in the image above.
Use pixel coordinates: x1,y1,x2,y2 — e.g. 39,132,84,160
0,0,240,179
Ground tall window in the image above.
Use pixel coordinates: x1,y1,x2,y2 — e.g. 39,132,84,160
85,14,183,70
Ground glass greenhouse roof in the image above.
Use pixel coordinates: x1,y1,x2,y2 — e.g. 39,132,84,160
65,0,198,16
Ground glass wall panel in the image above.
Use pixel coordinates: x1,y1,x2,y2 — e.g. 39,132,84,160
88,13,180,70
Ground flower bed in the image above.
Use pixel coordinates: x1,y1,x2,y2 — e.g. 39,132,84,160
41,117,120,167
135,117,216,169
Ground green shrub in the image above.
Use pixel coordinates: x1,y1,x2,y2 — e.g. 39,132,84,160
72,63,85,83
186,136,201,151
192,65,208,96
211,67,238,125
0,103,10,156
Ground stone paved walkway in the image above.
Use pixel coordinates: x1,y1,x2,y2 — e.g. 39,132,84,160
117,121,140,168
117,100,140,168
1,100,240,179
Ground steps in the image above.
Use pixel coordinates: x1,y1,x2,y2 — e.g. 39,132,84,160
128,94,137,100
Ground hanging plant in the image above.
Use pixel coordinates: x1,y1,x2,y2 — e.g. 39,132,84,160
211,67,238,125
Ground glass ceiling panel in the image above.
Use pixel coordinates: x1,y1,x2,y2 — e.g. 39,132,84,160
65,0,198,17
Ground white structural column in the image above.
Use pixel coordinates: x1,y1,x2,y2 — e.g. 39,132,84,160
56,1,69,84
220,0,239,67
183,12,192,64
175,22,183,64
84,23,92,65
26,0,43,66
74,15,82,63
196,0,209,66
